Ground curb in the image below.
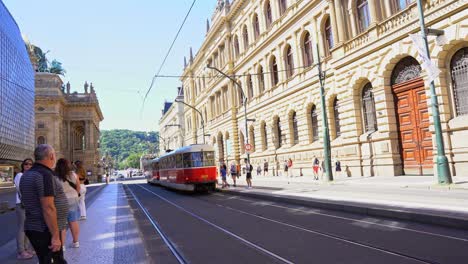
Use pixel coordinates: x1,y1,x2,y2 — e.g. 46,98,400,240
218,188,468,230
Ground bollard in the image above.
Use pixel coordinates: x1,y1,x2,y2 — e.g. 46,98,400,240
300,167,303,177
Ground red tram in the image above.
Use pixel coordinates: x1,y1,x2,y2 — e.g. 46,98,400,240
147,144,217,191
144,157,160,184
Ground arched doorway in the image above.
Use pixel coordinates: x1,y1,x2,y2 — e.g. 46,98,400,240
391,56,433,175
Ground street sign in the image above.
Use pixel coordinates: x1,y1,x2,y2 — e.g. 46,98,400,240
244,143,252,154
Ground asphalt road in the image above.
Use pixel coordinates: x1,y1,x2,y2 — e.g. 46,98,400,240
125,182,468,264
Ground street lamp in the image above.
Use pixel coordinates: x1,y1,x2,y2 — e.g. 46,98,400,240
315,44,333,182
174,99,206,144
415,0,452,184
206,64,250,167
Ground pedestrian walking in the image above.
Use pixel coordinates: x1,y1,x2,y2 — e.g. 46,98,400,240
312,156,319,180
321,159,326,179
335,158,342,177
236,163,241,179
55,159,81,250
20,144,68,264
283,160,288,177
14,158,35,260
230,162,237,187
287,158,293,177
263,159,269,176
256,163,262,176
220,162,229,188
75,161,87,220
245,159,253,188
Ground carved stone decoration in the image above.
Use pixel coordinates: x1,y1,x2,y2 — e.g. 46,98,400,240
391,56,422,85
90,82,95,94
84,81,89,93
66,82,71,94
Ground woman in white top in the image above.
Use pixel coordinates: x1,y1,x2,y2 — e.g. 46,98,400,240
14,158,34,260
55,158,81,249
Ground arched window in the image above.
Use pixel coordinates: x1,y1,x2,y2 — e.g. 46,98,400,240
310,105,319,142
278,0,287,16
391,56,421,85
242,25,249,50
262,122,268,150
292,112,299,145
258,66,265,93
237,85,243,107
247,74,254,99
233,35,240,58
394,0,414,12
239,132,245,154
357,0,371,33
324,17,334,54
333,98,341,138
362,83,378,132
265,1,273,28
270,56,279,86
275,117,282,148
450,47,468,116
249,126,256,152
303,31,313,67
37,136,46,145
285,45,294,78
253,14,260,40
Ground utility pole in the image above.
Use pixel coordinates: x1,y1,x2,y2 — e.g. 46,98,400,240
416,0,452,184
316,44,333,181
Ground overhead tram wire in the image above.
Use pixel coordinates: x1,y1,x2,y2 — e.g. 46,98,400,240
140,0,197,114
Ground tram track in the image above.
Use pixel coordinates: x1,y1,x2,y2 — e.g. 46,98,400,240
131,183,440,264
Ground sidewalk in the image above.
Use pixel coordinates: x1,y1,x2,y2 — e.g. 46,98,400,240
219,174,468,229
0,183,146,264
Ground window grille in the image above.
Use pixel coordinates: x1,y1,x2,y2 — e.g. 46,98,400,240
311,105,319,142
333,98,341,138
292,112,299,144
362,83,378,132
451,47,468,116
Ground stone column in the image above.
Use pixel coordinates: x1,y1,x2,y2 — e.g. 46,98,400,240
368,0,379,24
84,120,89,150
348,9,358,37
383,0,393,18
328,0,340,44
333,0,346,42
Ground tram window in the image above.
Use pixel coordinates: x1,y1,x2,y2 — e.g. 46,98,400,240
203,151,215,166
176,154,183,168
192,152,203,167
183,153,191,168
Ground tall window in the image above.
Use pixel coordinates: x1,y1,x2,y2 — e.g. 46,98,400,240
233,36,240,58
292,112,299,145
325,17,334,54
451,47,468,116
394,0,414,11
238,85,243,107
258,66,265,93
262,122,268,150
362,83,378,132
249,126,256,152
243,26,249,50
265,1,273,28
285,45,294,78
37,136,45,145
333,98,341,138
247,74,254,99
310,105,319,142
279,0,287,16
239,132,245,154
357,0,371,33
253,14,260,40
270,56,279,86
276,117,282,148
303,31,313,67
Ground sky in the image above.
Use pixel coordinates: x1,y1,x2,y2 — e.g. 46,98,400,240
3,0,216,132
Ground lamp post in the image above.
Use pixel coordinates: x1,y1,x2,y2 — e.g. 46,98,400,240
174,99,206,144
316,44,333,181
206,65,251,167
415,0,452,184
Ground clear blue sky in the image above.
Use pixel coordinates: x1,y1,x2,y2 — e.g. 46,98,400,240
3,0,215,132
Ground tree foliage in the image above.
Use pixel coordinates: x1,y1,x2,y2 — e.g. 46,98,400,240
99,130,159,169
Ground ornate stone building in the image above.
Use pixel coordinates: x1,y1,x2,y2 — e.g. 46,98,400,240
180,0,468,177
159,87,186,155
35,73,104,181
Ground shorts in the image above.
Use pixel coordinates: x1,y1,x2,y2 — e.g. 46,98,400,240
313,166,319,173
67,207,80,222
246,173,252,179
231,173,237,177
264,168,268,172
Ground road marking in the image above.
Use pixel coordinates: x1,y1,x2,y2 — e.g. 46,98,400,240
126,185,187,264
137,184,294,264
215,194,468,243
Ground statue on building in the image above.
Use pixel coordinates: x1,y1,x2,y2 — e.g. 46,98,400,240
216,0,224,12
84,81,89,94
90,82,95,94
66,81,71,94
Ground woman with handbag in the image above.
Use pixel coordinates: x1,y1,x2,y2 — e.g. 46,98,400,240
55,158,81,249
74,161,87,220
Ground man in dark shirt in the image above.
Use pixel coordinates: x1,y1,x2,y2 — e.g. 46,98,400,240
20,144,68,264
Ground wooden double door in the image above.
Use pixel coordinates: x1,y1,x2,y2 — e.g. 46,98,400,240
393,78,433,175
